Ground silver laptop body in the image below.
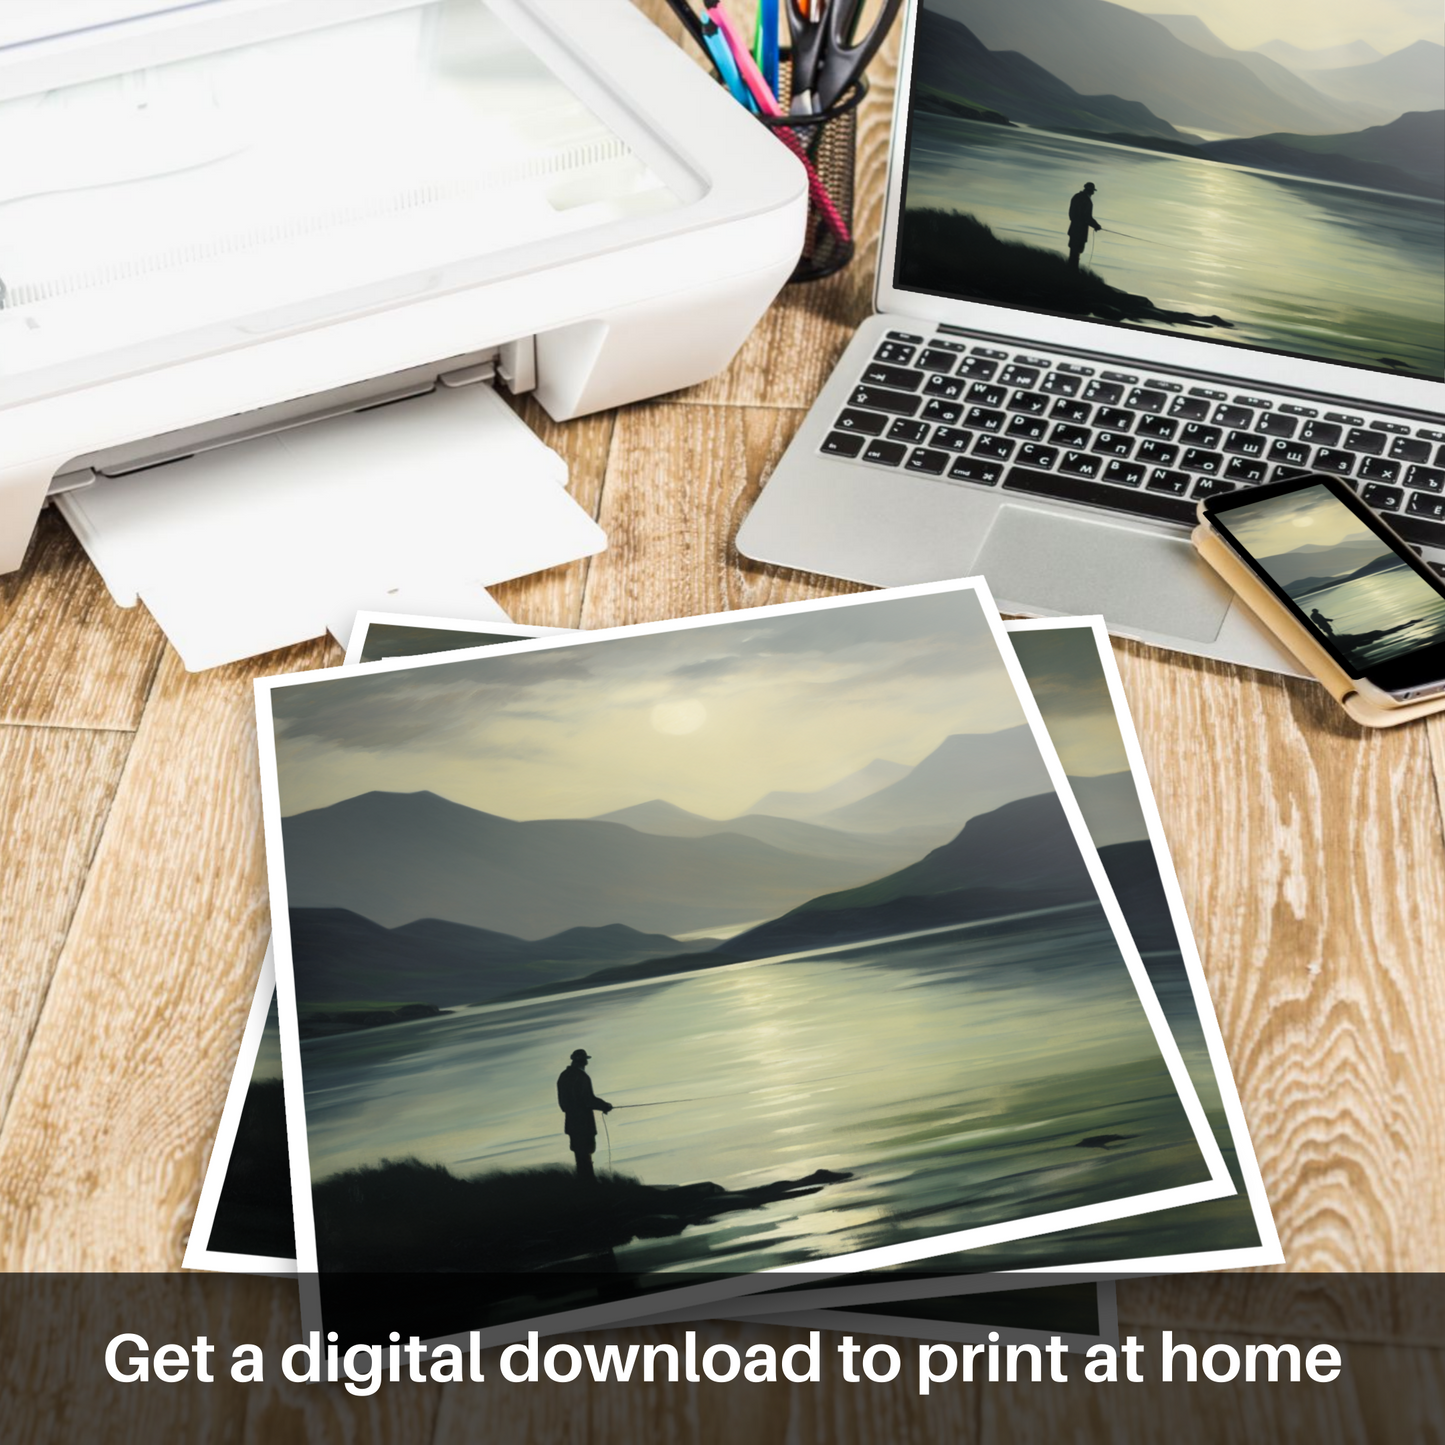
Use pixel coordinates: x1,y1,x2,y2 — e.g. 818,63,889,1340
739,0,1445,673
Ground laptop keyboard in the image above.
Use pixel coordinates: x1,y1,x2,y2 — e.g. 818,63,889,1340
822,330,1445,563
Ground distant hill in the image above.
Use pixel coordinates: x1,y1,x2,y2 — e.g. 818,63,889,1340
817,725,1053,836
913,8,1186,140
1255,536,1391,588
1306,41,1445,118
1069,772,1148,848
1146,14,1386,131
1283,551,1407,598
932,0,1396,136
280,791,915,939
590,799,934,869
750,757,910,822
1199,111,1444,199
287,907,717,1007
1253,39,1382,74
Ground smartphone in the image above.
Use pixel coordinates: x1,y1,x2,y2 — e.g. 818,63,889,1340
1198,474,1445,707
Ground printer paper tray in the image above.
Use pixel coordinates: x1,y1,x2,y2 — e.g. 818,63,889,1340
57,384,604,670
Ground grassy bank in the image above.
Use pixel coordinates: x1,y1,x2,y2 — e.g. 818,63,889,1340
898,208,1232,329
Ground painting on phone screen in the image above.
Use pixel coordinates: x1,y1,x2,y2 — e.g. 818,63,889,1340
1223,483,1445,670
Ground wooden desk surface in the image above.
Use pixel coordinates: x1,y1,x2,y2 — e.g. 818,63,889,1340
1,6,1440,1440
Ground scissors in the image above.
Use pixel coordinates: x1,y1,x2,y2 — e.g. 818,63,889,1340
786,0,903,113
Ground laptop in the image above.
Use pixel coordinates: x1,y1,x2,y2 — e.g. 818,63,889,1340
738,0,1445,673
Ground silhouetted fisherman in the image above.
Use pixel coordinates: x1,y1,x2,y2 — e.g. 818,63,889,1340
557,1048,612,1181
1067,182,1101,270
1310,607,1336,638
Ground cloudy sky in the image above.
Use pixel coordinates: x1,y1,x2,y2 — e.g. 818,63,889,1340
1106,0,1440,55
1217,482,1376,558
268,588,1084,821
1009,625,1131,779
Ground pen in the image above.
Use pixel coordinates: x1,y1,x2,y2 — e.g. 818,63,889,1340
753,0,780,98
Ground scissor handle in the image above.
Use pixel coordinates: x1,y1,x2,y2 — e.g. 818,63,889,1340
813,0,903,109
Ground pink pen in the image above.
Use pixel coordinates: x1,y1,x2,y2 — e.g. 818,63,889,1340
704,1,853,247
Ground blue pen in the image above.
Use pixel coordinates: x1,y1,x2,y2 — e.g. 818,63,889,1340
757,0,779,98
700,14,755,110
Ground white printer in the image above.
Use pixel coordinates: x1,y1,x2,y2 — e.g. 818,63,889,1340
0,0,806,662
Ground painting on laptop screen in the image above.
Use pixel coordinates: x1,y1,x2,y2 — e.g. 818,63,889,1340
896,0,1444,379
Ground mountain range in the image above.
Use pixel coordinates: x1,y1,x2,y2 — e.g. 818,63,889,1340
1282,551,1406,599
1255,536,1391,589
932,0,1391,137
1253,39,1381,74
1303,41,1445,119
749,757,910,821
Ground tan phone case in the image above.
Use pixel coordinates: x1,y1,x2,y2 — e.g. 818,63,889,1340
1192,519,1445,728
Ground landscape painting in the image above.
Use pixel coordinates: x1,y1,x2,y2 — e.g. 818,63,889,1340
1218,481,1445,669
259,584,1229,1342
898,0,1444,376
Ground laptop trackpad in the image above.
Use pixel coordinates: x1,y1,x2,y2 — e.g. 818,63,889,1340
975,505,1233,643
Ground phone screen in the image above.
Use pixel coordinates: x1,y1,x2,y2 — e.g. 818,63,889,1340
1207,477,1445,694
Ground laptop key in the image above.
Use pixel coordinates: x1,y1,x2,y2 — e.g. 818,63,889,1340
1390,513,1445,550
957,356,1000,379
1406,465,1445,493
1389,436,1431,463
1147,469,1192,495
916,348,960,373
835,408,890,435
1016,444,1060,469
1093,432,1134,457
860,438,908,467
1359,457,1400,483
1168,395,1211,421
1060,451,1102,477
1268,438,1311,467
965,406,1006,432
1257,413,1298,438
1103,460,1146,487
974,435,1015,461
886,330,924,343
1314,448,1354,475
1300,420,1341,446
922,398,964,424
1006,414,1048,440
1008,390,1050,415
967,382,1009,407
887,418,932,444
1126,387,1167,413
1223,430,1265,457
1224,456,1267,483
863,363,926,390
1051,423,1092,449
998,364,1040,388
821,431,866,458
1083,380,1123,404
930,427,975,452
1095,406,1134,432
1344,428,1385,456
1041,372,1081,397
948,457,1003,486
1137,440,1179,467
1214,404,1254,428
874,342,917,365
1136,414,1178,439
1406,490,1445,520
850,384,921,416
1192,476,1237,499
1361,483,1402,510
1050,398,1092,423
907,448,951,475
1003,465,1196,524
1182,447,1223,474
924,374,966,400
1180,423,1222,448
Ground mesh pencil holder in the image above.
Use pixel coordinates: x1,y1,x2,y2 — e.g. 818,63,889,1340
758,70,868,283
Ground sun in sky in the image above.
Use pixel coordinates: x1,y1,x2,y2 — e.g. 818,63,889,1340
650,699,708,735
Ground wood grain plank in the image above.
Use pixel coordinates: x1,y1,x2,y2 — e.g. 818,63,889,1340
0,509,165,730
580,403,867,630
1108,638,1445,1270
0,640,331,1270
490,397,614,630
0,726,133,1126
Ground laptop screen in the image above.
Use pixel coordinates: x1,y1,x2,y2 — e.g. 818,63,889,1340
893,0,1444,381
